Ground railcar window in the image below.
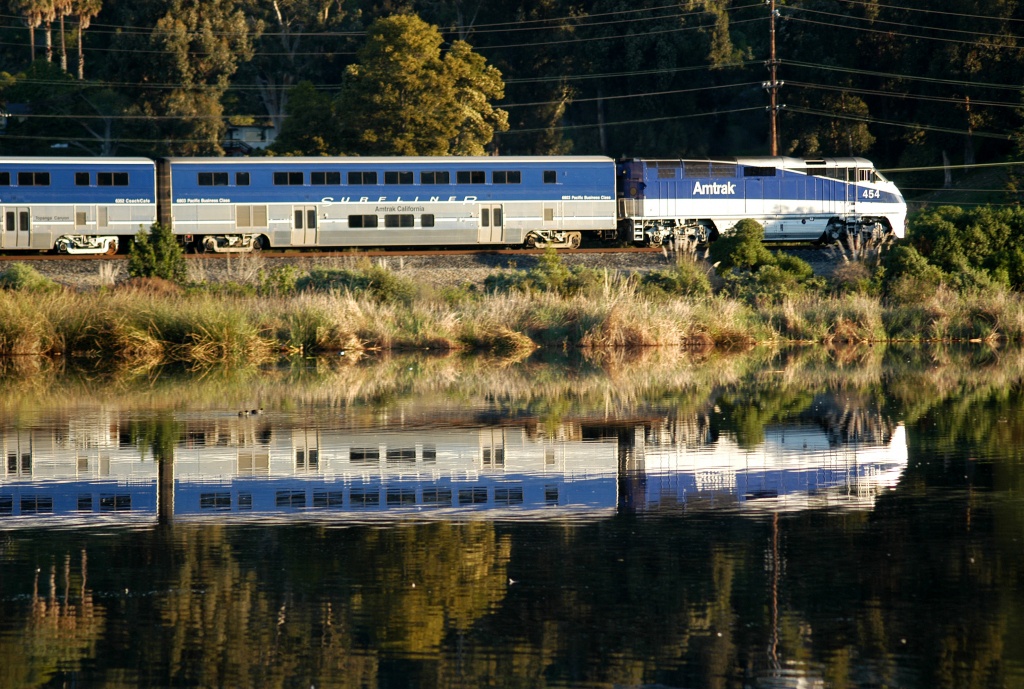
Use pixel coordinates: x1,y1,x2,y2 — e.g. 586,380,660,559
275,490,305,508
456,170,486,184
348,215,379,229
348,171,377,185
200,493,231,511
495,487,524,505
657,168,676,179
236,172,250,186
311,171,341,185
859,169,876,182
17,172,50,186
422,487,451,506
351,488,380,507
350,447,379,462
100,494,131,512
459,487,488,505
420,171,450,184
543,170,557,184
744,167,777,176
385,214,415,228
98,172,129,186
422,444,437,462
197,172,228,186
683,162,708,177
313,492,344,507
0,172,9,185
75,172,90,186
386,489,417,507
492,170,521,184
421,214,435,227
384,171,414,184
274,171,304,185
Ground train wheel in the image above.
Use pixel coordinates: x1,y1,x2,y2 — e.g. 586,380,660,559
566,232,581,249
252,235,267,251
56,238,71,254
105,239,118,256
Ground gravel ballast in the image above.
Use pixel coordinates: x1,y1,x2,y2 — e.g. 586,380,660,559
2,247,842,290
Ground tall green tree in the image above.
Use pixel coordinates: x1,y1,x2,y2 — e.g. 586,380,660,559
71,0,101,79
240,0,351,137
339,13,507,155
146,0,260,154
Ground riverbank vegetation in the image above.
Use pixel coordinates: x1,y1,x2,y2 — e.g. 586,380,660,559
1,206,1022,364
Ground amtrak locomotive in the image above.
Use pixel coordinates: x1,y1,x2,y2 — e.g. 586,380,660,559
0,154,905,254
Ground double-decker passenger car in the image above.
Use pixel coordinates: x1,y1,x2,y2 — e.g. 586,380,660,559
0,157,157,254
617,156,906,245
159,156,618,252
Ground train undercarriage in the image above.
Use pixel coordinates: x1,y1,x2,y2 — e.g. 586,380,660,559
625,215,893,248
54,235,119,255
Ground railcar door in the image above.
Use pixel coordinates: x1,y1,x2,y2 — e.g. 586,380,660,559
291,205,318,245
477,205,503,243
2,208,31,249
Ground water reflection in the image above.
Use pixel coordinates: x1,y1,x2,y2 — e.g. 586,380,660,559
1,346,1023,689
1,396,907,528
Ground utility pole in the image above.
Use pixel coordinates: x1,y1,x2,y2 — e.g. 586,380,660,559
763,0,782,156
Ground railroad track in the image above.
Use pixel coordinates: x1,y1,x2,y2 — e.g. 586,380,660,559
0,246,666,262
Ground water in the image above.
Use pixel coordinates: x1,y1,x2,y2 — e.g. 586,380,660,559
1,346,1023,688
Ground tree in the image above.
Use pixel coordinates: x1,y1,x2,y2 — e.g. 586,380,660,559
239,0,350,137
338,13,508,155
71,0,102,79
146,0,260,155
128,223,188,283
269,80,341,155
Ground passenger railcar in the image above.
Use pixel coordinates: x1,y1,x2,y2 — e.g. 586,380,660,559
0,157,157,254
618,156,906,246
160,156,618,252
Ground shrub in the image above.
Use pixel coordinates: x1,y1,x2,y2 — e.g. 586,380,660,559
0,263,60,292
708,219,775,272
640,260,713,297
127,223,187,283
882,244,945,303
484,247,603,297
909,205,1024,290
258,265,301,296
709,220,822,304
296,263,417,304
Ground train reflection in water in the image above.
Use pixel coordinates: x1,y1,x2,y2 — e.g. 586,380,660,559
0,411,908,526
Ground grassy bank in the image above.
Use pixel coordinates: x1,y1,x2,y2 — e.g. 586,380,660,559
2,271,1024,366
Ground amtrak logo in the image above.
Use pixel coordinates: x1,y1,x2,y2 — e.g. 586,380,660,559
692,181,737,195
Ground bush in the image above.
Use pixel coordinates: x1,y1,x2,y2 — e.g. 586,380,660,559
0,263,60,292
881,244,945,303
484,247,603,297
708,219,775,272
709,220,822,304
640,260,713,297
296,263,417,304
127,223,187,283
909,205,1024,290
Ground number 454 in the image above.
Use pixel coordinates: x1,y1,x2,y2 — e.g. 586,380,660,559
861,189,881,199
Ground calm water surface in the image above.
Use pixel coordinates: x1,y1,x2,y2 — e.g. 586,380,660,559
1,347,1022,688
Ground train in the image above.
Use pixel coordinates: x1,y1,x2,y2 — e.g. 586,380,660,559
0,154,907,255
0,409,908,526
